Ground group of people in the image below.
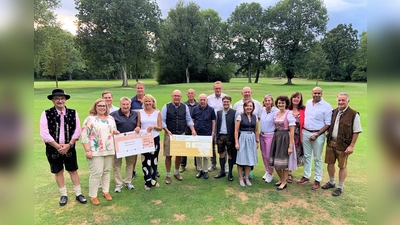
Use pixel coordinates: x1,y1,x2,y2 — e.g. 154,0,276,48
40,81,362,206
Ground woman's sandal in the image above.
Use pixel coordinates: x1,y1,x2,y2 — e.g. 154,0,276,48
287,173,293,183
244,177,252,186
239,178,245,187
144,185,151,190
274,182,282,186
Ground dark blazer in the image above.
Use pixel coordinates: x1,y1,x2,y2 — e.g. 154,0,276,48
216,108,236,141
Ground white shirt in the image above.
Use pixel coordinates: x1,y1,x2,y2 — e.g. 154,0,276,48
139,109,160,137
233,98,262,119
274,111,296,127
331,107,362,139
304,98,332,130
207,93,227,116
259,107,279,133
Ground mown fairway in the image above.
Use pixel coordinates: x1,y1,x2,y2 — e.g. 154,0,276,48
34,78,367,224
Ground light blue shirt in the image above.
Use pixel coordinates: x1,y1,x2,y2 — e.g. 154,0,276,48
161,102,194,128
219,109,228,134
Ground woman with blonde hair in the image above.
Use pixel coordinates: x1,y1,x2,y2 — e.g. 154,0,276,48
81,98,119,205
259,94,279,183
134,94,162,190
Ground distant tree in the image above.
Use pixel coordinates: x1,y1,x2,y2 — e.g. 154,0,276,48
269,0,328,84
34,0,60,26
200,9,222,81
41,26,69,87
227,2,272,83
34,0,61,76
75,0,161,86
351,31,367,82
64,33,85,80
156,0,204,84
322,23,359,81
303,41,329,85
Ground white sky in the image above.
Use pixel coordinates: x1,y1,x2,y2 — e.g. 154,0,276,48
55,0,368,35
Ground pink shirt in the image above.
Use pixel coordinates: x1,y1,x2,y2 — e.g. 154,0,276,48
40,108,81,144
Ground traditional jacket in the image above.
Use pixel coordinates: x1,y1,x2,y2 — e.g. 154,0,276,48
44,106,77,150
165,103,187,135
326,107,358,151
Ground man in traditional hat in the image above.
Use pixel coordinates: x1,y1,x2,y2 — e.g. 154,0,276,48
39,89,87,206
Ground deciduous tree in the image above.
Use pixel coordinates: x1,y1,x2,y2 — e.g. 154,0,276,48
322,23,359,81
269,0,327,84
227,2,272,83
75,0,160,86
351,31,367,81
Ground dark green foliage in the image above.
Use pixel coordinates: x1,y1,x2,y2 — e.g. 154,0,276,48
322,24,359,81
269,0,328,84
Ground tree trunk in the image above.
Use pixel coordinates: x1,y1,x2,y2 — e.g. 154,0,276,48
69,72,72,80
135,64,139,82
186,67,190,83
247,64,252,83
255,67,260,83
285,70,293,85
121,64,128,86
55,76,59,88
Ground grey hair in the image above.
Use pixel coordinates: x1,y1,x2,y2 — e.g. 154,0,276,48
120,97,132,103
337,92,349,99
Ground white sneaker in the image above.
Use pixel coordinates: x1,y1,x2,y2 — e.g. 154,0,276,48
262,172,268,180
114,186,122,193
125,183,134,190
265,173,273,183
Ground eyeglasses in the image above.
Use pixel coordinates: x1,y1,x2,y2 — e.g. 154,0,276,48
53,97,66,101
97,105,107,107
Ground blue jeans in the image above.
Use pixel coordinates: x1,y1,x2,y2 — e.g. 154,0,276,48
302,130,326,182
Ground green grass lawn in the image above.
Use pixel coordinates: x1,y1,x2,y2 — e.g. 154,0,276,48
34,78,367,224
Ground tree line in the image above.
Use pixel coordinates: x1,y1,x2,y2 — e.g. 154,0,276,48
34,0,367,87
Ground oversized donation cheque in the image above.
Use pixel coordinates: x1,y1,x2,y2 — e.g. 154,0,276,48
114,131,155,158
169,135,212,157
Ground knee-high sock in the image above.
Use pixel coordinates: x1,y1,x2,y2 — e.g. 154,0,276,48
228,158,233,175
219,157,226,173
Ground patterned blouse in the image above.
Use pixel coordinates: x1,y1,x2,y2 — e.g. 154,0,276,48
81,116,117,156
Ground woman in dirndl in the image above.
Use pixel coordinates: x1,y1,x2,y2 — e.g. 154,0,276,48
234,100,259,187
269,96,297,190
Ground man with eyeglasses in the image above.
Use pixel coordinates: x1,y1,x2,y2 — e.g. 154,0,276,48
297,87,332,191
40,89,87,206
207,81,227,172
161,90,197,184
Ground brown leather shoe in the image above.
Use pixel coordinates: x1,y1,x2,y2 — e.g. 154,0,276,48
165,176,172,184
311,180,320,190
90,197,100,205
102,192,112,201
174,173,183,181
297,177,310,184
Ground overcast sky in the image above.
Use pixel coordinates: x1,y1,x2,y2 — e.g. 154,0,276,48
55,0,367,35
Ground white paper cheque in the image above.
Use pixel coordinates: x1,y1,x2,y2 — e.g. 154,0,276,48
169,135,212,157
114,131,155,158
